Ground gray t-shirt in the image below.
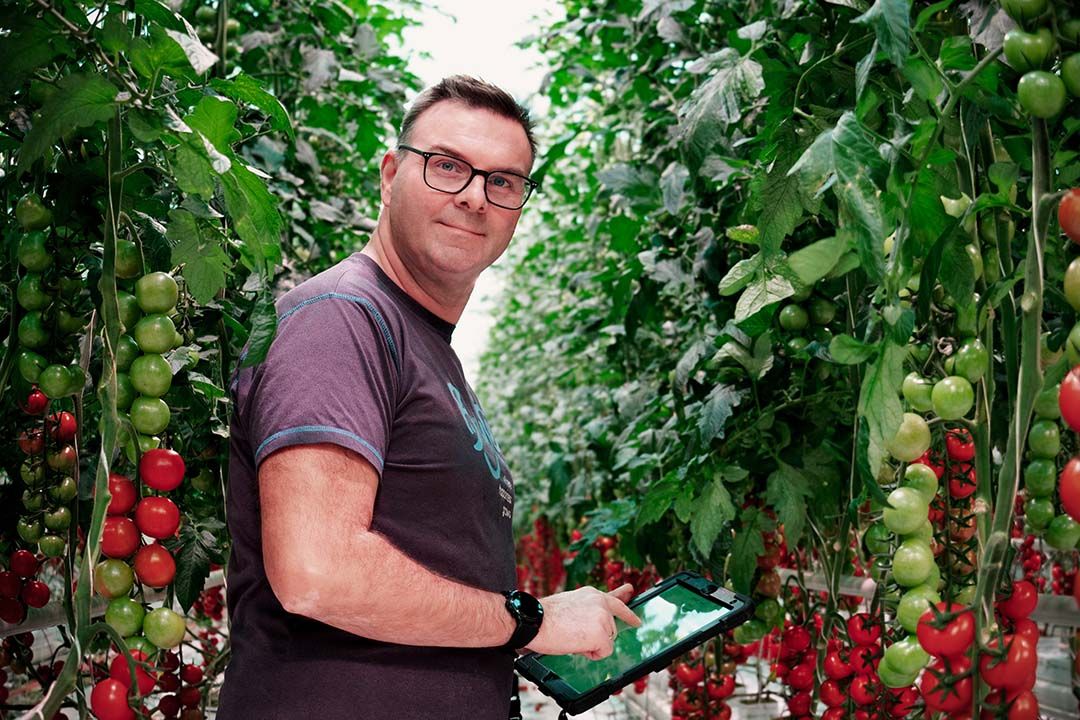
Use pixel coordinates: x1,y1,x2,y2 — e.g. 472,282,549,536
218,253,517,719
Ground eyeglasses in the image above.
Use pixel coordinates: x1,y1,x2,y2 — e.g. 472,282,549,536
397,145,538,210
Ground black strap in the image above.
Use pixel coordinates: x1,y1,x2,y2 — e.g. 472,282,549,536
508,674,523,720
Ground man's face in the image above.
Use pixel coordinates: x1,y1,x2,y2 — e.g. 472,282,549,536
379,101,533,285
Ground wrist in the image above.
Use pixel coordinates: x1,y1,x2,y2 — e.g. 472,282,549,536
501,589,543,653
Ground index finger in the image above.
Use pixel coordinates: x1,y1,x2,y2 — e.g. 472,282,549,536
606,596,642,628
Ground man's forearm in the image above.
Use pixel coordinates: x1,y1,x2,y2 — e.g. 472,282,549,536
280,528,517,648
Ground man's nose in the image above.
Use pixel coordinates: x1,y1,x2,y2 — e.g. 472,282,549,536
454,173,487,211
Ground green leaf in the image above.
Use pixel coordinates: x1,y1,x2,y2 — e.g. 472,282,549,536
164,20,218,75
915,0,954,31
729,507,771,593
167,209,231,304
735,273,793,321
855,39,877,100
211,73,294,138
129,25,196,83
853,0,912,68
699,384,744,441
690,478,736,557
677,48,765,172
171,141,216,199
830,334,879,365
765,462,812,546
717,255,761,296
126,109,162,143
789,112,887,283
221,162,283,271
750,148,812,254
940,237,976,314
597,163,659,206
239,289,279,368
903,56,943,102
726,225,760,245
858,340,906,479
133,0,184,31
185,96,241,155
787,236,848,286
167,520,226,612
19,73,118,172
637,470,685,527
581,499,638,541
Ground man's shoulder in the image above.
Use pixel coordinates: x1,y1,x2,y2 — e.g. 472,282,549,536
275,253,399,320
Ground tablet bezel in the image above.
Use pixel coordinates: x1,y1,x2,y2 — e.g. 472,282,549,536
513,570,755,716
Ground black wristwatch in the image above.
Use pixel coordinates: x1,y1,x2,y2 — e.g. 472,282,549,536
501,589,544,652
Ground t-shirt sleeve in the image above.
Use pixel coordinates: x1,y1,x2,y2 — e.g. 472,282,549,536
245,293,399,474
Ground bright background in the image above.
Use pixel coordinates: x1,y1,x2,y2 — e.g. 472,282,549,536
399,0,560,381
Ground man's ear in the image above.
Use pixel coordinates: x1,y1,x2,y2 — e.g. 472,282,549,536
379,150,399,207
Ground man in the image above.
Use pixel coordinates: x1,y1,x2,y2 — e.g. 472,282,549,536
218,76,641,719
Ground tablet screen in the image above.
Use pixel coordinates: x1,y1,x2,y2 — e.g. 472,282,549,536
532,582,731,693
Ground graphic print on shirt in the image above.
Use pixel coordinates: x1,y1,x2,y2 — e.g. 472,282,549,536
447,382,514,519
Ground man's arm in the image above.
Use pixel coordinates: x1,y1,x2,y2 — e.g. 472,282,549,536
260,443,640,655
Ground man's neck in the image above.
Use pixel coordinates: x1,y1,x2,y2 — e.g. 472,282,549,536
361,222,472,325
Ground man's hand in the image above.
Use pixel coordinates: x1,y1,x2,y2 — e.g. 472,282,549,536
524,583,642,660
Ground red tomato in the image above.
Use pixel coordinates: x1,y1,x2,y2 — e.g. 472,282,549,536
1061,456,1080,523
921,656,973,713
949,464,977,499
913,449,945,479
787,690,811,716
820,678,846,707
20,579,50,608
850,673,881,706
1012,617,1040,645
101,516,139,559
979,635,1037,690
47,411,77,443
786,662,814,691
134,496,180,539
823,709,846,720
109,651,156,697
90,678,135,720
999,580,1038,621
1060,366,1080,432
132,543,176,588
1060,188,1080,244
22,389,48,415
706,674,734,700
139,449,186,492
847,613,882,646
674,662,705,687
823,650,853,680
10,549,39,578
107,474,137,516
849,644,882,676
946,428,975,461
917,602,975,658
782,626,811,654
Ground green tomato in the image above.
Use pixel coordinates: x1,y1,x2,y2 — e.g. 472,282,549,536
907,343,931,366
133,314,176,353
131,396,171,435
115,372,136,411
17,517,44,543
1024,459,1057,497
144,608,187,649
1062,54,1080,97
1045,514,1080,551
123,635,158,659
17,273,52,311
1017,70,1066,118
1066,258,1080,311
135,272,179,314
952,584,977,606
1000,0,1047,26
21,461,45,488
49,477,78,504
953,339,988,383
906,519,934,544
902,372,935,413
1068,323,1080,366
808,298,836,325
17,233,53,272
966,243,983,280
1024,496,1055,531
15,193,53,231
94,559,135,599
56,307,86,335
137,434,161,453
787,336,809,353
105,598,146,637
1027,419,1060,458
117,292,143,333
864,522,892,556
1034,385,1061,419
887,412,932,462
129,354,173,397
17,350,48,384
38,534,65,558
791,284,812,302
44,506,71,532
903,463,939,504
1064,19,1080,49
778,304,809,331
37,364,72,399
883,487,929,536
1003,28,1057,72
67,364,86,395
924,559,942,591
18,311,51,349
932,376,974,420
115,333,140,372
22,490,45,512
896,584,941,633
115,240,143,279
754,597,783,626
892,539,934,587
877,654,920,689
883,635,930,677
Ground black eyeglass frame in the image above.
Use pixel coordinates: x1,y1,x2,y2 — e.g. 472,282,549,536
397,144,539,210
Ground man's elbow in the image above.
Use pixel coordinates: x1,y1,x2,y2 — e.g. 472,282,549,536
265,552,335,618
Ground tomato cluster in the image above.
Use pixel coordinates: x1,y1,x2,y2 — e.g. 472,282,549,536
514,516,566,597
1001,0,1080,120
666,641,735,720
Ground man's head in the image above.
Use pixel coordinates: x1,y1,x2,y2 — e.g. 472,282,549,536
375,76,536,297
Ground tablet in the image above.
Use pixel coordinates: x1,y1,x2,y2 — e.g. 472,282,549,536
514,571,755,716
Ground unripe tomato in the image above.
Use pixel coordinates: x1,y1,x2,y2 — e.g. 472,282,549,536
778,304,808,331
1000,0,1047,27
1003,28,1057,72
1017,71,1066,118
932,376,974,419
887,413,931,462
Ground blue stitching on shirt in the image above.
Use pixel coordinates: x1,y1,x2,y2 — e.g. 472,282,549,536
256,425,384,467
277,293,399,371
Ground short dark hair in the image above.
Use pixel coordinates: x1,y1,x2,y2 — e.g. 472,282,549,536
398,75,537,164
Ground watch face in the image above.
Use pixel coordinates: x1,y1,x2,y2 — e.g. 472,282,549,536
511,591,544,624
